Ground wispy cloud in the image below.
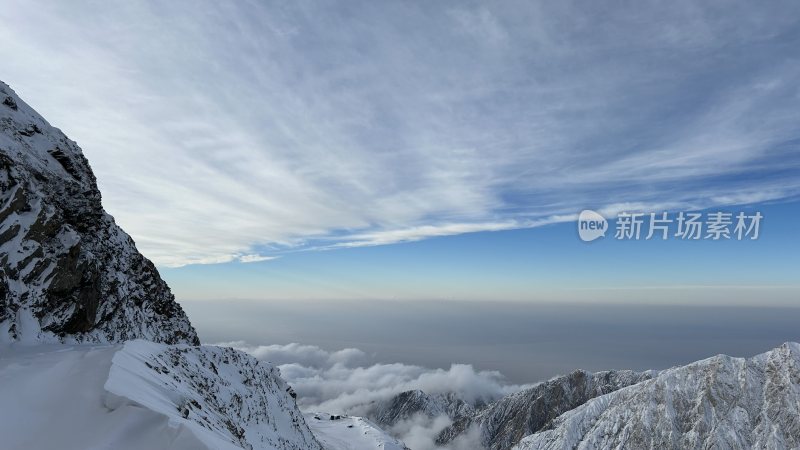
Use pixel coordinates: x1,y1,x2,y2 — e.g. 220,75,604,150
328,221,524,248
1,0,798,266
238,254,280,263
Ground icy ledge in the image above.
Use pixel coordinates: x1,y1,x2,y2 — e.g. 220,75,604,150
0,340,322,450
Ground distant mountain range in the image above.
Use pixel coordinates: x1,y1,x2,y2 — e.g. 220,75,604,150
368,344,800,450
515,342,800,449
361,369,650,449
436,369,652,449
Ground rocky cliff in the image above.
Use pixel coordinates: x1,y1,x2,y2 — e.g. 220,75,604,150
0,81,197,344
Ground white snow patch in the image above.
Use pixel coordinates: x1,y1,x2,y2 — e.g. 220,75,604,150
0,343,209,450
305,413,408,450
0,341,323,450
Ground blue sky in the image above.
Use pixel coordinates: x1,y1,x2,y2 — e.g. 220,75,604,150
162,200,800,304
1,1,798,302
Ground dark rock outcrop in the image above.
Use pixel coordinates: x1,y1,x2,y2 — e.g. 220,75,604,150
0,81,197,344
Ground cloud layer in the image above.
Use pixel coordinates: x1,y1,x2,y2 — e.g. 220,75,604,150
222,341,528,449
1,0,799,265
219,342,528,413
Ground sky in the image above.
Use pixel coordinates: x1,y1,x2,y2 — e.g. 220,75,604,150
1,0,798,303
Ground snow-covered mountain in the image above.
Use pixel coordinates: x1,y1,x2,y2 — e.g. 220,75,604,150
432,369,650,449
0,81,196,344
4,79,800,450
515,343,800,450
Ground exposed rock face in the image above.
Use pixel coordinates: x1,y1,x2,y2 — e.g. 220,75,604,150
437,370,651,450
515,343,800,450
0,81,197,344
368,389,478,428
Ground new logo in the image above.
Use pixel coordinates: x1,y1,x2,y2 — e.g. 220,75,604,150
578,210,607,242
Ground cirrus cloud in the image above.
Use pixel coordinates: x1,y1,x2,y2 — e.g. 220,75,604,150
1,0,799,266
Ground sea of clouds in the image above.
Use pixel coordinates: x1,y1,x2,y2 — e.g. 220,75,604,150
220,341,532,449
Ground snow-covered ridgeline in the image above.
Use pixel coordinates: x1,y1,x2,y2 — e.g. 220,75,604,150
0,341,324,450
436,369,651,450
514,343,800,450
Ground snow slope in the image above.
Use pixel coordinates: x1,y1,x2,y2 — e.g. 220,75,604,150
0,341,322,450
0,81,196,344
514,343,800,450
305,413,410,450
0,343,208,450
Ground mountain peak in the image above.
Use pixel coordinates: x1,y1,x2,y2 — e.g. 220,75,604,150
0,81,197,345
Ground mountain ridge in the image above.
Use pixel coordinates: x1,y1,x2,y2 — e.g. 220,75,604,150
0,341,325,450
437,369,652,450
515,342,800,449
